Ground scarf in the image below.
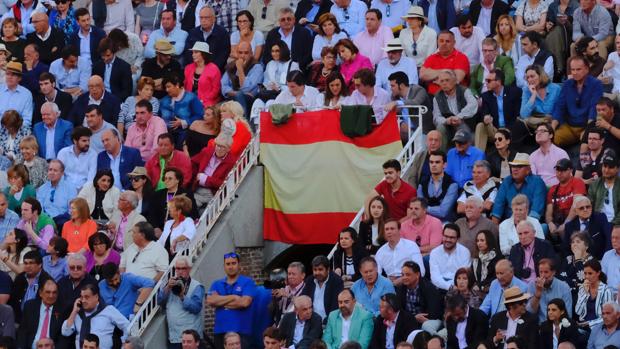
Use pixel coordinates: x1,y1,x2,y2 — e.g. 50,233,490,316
475,250,496,282
78,302,106,347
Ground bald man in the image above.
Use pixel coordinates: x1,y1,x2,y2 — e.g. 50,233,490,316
479,259,529,317
26,12,65,65
221,41,264,118
279,296,323,349
68,75,122,127
407,130,443,187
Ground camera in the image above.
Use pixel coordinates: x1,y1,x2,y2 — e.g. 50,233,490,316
171,278,186,295
263,268,287,290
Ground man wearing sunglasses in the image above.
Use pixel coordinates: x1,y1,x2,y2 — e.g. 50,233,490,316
587,152,620,225
563,196,611,260
56,253,96,316
207,252,255,349
545,159,586,241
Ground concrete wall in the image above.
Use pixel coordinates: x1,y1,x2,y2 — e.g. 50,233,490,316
141,165,267,349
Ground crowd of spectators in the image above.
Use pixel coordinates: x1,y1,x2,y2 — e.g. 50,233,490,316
1,0,620,348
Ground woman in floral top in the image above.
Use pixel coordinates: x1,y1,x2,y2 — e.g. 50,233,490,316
560,231,594,301
49,0,79,44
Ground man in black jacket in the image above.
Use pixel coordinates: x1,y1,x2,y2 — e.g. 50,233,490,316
301,255,344,322
445,294,489,349
56,253,97,316
262,7,312,70
508,220,558,283
395,261,442,334
469,0,509,36
488,286,538,349
370,293,416,349
93,40,133,101
26,13,65,65
17,279,63,349
33,72,73,125
184,6,231,72
279,295,323,349
8,251,52,324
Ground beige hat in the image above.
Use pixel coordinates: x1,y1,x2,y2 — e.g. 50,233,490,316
0,44,11,56
191,41,211,54
383,38,404,52
128,166,148,177
402,6,427,21
154,39,176,55
509,153,531,167
503,286,531,304
6,61,22,75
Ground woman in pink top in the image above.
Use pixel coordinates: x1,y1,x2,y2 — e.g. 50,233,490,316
335,38,373,91
184,42,222,107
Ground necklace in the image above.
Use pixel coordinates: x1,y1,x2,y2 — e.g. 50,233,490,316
321,68,330,77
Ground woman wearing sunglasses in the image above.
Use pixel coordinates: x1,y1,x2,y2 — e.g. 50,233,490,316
49,0,79,44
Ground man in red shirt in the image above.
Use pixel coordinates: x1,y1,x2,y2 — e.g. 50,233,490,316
546,158,587,239
419,31,470,95
366,159,417,221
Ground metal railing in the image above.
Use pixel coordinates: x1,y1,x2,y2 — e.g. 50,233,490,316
328,106,427,258
127,133,261,336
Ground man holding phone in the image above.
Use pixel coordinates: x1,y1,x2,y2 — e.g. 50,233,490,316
61,284,129,349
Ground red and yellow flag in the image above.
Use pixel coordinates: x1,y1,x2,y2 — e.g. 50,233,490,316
261,110,402,244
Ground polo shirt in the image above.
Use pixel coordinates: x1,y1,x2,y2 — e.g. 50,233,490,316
400,215,443,249
374,180,417,220
209,275,256,334
99,273,156,318
421,49,470,95
120,242,169,280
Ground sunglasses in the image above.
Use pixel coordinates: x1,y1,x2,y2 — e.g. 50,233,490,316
494,137,504,142
412,41,418,56
130,176,145,182
69,265,83,270
261,6,267,19
224,252,239,259
576,205,592,210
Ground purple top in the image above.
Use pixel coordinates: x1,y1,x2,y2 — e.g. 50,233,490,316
84,249,121,272
17,219,54,250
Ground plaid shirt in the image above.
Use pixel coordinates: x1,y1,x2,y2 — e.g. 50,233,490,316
405,285,422,315
203,0,239,33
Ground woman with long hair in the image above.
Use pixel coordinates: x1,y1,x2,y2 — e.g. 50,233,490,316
359,196,389,254
316,72,349,108
539,298,580,349
0,229,31,279
575,259,615,329
471,230,502,294
259,40,300,102
487,128,517,179
184,106,222,157
62,197,98,253
184,42,221,107
107,28,145,88
78,169,121,222
520,65,561,118
494,15,522,66
331,227,368,284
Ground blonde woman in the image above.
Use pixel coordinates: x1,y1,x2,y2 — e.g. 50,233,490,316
17,136,48,188
217,101,253,157
495,15,522,66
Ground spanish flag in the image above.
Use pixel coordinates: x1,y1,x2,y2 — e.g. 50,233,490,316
261,110,403,244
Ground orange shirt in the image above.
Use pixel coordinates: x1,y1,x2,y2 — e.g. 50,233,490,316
62,219,98,253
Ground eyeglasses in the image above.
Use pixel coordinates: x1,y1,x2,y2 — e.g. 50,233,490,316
224,252,239,259
69,265,83,270
280,17,294,22
576,205,592,210
261,6,267,19
494,137,504,142
535,129,550,134
412,41,418,56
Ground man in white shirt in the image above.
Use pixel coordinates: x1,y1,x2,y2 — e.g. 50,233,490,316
515,31,555,88
429,223,471,291
273,70,321,110
342,68,392,123
450,13,486,68
375,38,418,91
57,126,97,192
375,219,425,286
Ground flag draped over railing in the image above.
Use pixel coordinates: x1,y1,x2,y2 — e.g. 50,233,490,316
261,109,402,244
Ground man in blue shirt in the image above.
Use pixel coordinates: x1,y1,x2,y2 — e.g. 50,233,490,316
526,258,571,323
0,61,34,128
206,252,256,349
552,55,603,147
491,153,547,223
350,256,395,316
221,41,264,117
330,0,368,37
0,193,19,242
446,129,485,187
144,10,188,60
98,263,155,319
36,159,78,228
587,302,620,349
